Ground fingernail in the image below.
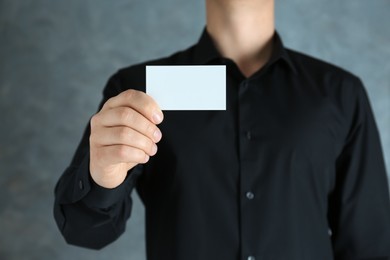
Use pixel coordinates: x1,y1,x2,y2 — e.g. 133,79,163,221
144,154,150,163
152,111,163,124
153,129,162,142
152,144,158,155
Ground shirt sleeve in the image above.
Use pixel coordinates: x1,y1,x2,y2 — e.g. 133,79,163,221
53,72,143,249
329,76,390,260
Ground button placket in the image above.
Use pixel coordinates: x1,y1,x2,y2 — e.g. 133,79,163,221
238,78,258,260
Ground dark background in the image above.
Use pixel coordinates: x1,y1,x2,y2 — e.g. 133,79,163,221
0,0,389,259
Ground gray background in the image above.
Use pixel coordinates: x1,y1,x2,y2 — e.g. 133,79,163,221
0,0,389,259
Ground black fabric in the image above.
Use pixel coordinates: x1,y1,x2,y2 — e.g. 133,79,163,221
53,26,390,260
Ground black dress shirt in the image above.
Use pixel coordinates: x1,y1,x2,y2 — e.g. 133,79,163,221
54,27,390,260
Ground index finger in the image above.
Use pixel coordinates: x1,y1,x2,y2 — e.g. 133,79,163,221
103,89,164,124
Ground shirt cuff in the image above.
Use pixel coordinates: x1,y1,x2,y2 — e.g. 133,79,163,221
72,152,140,209
81,171,133,209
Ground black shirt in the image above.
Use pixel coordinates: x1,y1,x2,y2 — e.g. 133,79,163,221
54,27,390,260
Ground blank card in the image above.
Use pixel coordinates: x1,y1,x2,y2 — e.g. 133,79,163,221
146,65,226,110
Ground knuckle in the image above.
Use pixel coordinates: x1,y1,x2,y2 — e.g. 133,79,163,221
118,107,133,123
118,127,130,142
89,133,96,144
116,146,129,160
89,128,102,145
90,114,99,128
123,89,137,101
103,96,115,109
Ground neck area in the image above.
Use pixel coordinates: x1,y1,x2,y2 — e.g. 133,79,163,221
205,0,275,78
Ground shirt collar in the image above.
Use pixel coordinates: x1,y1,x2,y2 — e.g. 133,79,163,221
193,26,297,74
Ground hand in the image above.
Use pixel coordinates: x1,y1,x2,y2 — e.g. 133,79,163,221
89,89,163,188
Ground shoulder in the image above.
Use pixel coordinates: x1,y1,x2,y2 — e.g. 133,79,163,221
286,48,365,96
285,48,370,127
287,48,358,81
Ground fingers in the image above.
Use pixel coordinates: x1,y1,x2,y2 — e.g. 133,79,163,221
90,126,158,156
88,89,163,188
94,145,150,166
91,107,162,143
102,89,164,125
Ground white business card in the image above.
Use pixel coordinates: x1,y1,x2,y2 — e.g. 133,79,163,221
146,65,226,110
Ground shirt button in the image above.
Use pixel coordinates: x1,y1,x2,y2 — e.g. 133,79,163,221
246,192,254,200
78,180,84,190
248,256,256,260
246,131,252,140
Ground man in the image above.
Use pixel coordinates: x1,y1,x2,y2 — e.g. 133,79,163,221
54,0,390,259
